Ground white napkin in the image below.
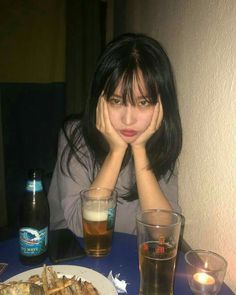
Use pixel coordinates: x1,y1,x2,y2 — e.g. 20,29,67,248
107,271,128,293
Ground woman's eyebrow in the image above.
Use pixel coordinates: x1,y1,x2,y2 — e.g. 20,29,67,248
112,94,122,98
137,95,151,100
112,94,150,99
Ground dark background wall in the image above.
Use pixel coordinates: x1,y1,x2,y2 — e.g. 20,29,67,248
0,0,108,238
0,83,65,232
0,1,66,237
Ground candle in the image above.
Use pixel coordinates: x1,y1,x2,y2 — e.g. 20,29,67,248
191,272,217,294
193,272,215,285
185,250,227,295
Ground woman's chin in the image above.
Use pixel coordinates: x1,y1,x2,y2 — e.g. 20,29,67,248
122,136,137,144
119,132,140,144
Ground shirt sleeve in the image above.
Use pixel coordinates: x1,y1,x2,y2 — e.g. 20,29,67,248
48,128,94,237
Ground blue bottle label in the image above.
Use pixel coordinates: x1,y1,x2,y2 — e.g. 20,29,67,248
26,180,43,192
107,207,116,230
19,227,48,257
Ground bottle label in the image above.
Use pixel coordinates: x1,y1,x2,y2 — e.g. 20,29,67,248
26,180,43,192
19,227,48,257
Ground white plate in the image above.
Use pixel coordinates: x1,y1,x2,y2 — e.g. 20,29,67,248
6,265,118,295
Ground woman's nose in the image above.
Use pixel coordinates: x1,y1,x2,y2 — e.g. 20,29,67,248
121,105,137,125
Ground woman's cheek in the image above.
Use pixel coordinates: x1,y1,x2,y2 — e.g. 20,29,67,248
139,110,154,130
107,107,119,128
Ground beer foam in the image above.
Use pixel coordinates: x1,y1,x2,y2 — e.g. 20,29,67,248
83,208,108,222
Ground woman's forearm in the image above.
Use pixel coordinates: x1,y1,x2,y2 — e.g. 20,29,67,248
90,149,126,190
132,147,172,211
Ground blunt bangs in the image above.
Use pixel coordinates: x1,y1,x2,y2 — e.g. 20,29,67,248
102,54,160,105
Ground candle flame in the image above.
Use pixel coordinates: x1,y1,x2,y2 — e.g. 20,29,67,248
193,272,215,285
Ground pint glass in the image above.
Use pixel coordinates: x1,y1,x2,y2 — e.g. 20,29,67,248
136,209,182,295
81,187,117,257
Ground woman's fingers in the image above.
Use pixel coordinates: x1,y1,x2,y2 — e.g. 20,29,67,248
148,99,163,133
96,96,105,131
96,98,100,128
96,96,127,151
150,102,159,129
156,100,163,130
100,96,105,128
102,97,110,129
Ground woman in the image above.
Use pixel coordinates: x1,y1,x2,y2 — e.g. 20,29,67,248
48,33,182,236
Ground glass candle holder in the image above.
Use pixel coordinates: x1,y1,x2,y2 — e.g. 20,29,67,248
185,250,227,295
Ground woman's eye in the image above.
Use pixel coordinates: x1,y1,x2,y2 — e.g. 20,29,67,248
138,99,151,107
109,97,123,105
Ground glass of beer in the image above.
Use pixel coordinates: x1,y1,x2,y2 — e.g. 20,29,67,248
136,209,182,295
80,187,117,257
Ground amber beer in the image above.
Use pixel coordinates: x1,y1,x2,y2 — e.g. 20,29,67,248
81,188,117,257
139,241,176,295
136,209,182,295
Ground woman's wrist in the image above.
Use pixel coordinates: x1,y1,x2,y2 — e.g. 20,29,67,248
106,149,126,166
131,145,146,157
109,145,127,156
132,146,150,173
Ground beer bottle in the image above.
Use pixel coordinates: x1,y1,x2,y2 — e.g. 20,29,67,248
19,169,49,264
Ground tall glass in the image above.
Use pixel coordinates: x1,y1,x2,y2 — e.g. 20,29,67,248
136,209,182,295
80,187,117,257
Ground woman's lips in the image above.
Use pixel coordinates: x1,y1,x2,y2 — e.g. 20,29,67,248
120,129,138,137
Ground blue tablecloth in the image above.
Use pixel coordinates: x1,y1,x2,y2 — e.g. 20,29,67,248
0,232,234,294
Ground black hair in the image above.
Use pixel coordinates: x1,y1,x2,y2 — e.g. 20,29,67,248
61,33,182,200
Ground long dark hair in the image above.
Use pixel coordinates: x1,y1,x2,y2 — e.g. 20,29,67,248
61,33,182,198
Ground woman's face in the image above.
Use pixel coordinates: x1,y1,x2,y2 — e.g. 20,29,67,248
107,75,158,143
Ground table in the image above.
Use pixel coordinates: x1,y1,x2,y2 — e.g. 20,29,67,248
0,232,233,294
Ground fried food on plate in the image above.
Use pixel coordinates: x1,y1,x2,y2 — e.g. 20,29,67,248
0,265,100,295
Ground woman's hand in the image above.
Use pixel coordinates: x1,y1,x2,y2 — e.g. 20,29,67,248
96,96,128,153
131,100,163,150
